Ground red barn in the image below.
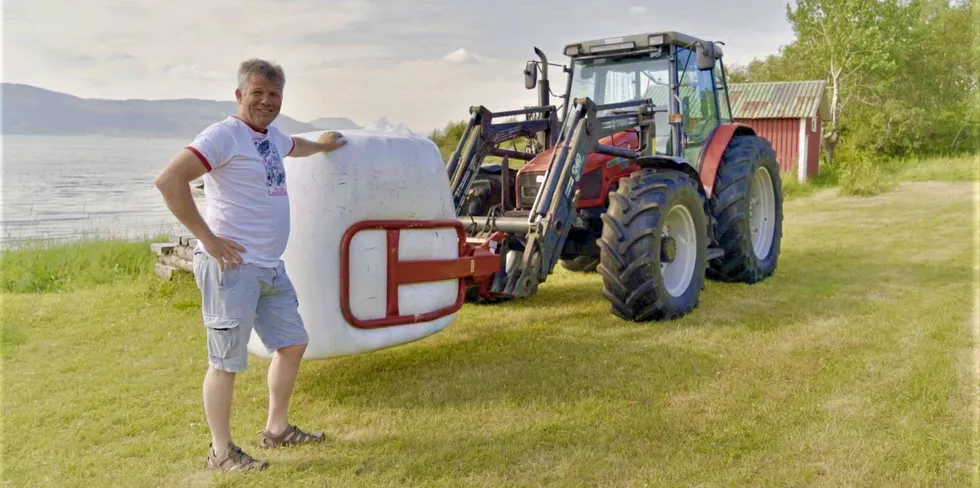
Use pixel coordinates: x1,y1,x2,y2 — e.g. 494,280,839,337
728,81,829,182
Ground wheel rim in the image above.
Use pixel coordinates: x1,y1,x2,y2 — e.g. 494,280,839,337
749,166,776,259
661,203,698,297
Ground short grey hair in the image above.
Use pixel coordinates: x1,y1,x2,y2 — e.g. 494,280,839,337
237,58,285,91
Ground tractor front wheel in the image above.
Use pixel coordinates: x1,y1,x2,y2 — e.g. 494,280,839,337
707,135,783,283
597,169,708,322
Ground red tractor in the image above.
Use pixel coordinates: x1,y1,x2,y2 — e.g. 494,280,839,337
446,31,784,321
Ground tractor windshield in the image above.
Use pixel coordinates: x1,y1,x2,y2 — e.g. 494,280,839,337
568,51,672,154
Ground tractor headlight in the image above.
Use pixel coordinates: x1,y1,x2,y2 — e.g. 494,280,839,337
517,172,544,208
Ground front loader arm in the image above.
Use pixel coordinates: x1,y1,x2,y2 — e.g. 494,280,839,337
503,97,658,297
447,105,559,214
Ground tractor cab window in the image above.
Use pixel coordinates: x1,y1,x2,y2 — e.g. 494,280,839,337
568,52,672,154
675,47,721,163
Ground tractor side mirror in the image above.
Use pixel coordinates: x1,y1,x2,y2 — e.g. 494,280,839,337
524,61,538,89
696,42,717,71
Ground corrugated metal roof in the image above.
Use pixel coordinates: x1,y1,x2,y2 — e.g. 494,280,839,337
728,81,828,120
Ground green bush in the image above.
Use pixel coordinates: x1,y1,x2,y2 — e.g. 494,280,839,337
780,172,817,199
832,143,897,197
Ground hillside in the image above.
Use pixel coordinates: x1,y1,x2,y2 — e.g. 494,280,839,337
0,83,360,138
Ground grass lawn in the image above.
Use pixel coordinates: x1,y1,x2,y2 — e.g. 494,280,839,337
2,178,978,487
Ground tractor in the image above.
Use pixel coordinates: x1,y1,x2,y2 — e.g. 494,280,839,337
446,31,784,321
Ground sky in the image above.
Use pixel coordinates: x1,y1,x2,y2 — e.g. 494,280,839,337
2,0,796,134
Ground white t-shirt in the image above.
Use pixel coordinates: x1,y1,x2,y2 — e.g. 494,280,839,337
186,116,295,268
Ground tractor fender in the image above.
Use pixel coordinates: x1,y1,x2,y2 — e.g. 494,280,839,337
632,155,705,195
698,123,757,198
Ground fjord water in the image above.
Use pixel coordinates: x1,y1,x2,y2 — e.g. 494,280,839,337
1,134,207,248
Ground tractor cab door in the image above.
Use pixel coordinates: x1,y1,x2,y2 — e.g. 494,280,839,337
675,46,723,164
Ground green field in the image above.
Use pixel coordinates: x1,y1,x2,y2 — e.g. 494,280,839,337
2,174,978,486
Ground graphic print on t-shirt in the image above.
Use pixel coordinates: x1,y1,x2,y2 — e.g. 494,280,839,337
253,137,287,196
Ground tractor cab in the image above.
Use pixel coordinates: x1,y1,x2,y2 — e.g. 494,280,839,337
513,32,733,210
556,31,732,161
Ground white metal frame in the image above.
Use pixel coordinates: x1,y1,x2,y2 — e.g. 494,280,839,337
797,118,808,183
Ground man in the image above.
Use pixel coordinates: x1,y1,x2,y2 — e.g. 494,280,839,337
154,58,348,472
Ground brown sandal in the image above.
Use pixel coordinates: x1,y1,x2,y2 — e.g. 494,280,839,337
206,442,269,472
258,424,325,448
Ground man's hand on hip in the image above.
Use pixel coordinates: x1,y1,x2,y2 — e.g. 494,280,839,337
202,236,246,270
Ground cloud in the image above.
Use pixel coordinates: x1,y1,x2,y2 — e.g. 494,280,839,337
442,48,485,64
3,0,380,99
2,0,797,133
285,55,530,133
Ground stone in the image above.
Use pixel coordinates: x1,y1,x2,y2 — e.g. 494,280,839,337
150,243,175,255
154,263,176,280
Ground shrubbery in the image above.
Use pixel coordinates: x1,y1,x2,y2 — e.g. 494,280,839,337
828,142,897,197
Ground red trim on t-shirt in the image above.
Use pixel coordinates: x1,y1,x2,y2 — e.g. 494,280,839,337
232,116,268,134
287,137,295,156
186,146,212,171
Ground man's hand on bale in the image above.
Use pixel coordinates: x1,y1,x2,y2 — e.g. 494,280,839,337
317,131,348,152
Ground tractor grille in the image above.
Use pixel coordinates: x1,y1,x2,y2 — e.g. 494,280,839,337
517,172,543,208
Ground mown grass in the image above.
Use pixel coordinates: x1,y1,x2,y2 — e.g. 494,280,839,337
2,179,978,487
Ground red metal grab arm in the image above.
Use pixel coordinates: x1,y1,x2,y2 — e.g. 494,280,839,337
339,219,499,329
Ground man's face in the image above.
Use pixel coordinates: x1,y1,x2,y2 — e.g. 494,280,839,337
236,73,283,128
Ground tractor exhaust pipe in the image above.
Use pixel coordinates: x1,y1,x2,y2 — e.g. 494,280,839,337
535,47,549,109
533,47,550,151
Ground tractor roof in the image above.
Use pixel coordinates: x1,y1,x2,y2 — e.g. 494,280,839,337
562,31,704,58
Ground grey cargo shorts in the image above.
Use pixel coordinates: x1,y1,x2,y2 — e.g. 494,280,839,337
193,251,309,372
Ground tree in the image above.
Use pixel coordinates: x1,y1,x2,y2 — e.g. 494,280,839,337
428,120,468,160
785,0,908,164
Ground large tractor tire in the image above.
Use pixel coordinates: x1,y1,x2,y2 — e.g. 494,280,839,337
707,135,783,283
597,168,708,322
560,256,599,273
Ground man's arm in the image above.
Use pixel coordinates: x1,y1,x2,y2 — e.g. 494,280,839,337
288,131,348,157
154,149,244,268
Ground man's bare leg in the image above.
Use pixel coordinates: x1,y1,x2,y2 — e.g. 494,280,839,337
265,343,306,434
204,366,236,455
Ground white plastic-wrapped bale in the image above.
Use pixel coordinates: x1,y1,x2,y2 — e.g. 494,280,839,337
246,124,475,360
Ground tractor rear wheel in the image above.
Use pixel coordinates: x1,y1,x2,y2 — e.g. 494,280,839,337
707,135,783,283
597,169,708,322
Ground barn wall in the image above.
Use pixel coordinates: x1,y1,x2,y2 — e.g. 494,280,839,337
733,118,799,174
806,113,822,178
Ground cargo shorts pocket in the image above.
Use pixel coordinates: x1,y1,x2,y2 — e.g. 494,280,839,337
202,287,255,330
207,327,239,360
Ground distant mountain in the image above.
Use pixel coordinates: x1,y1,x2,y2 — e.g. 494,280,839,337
0,83,358,138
